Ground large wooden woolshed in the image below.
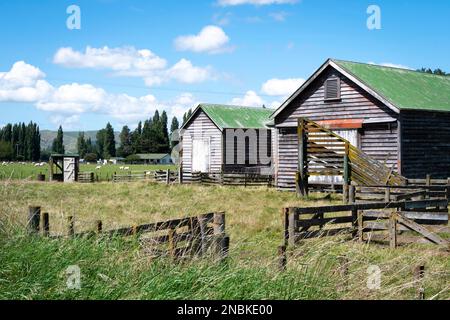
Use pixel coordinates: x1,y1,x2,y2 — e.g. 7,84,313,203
272,59,450,190
180,104,273,177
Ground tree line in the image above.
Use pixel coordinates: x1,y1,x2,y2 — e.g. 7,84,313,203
74,110,183,161
0,122,41,161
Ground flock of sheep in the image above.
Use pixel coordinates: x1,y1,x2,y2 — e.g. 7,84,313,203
1,161,46,167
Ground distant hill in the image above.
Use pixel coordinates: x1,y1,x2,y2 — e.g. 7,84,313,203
41,130,120,153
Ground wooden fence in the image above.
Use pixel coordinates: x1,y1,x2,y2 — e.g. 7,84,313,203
183,172,274,187
26,206,229,261
77,172,95,183
112,169,180,184
280,198,449,251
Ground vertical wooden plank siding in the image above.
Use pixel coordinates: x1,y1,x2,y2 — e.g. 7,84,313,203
401,110,450,179
181,110,223,176
274,66,399,191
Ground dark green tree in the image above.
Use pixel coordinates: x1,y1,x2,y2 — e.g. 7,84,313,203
104,122,116,159
77,132,88,158
118,125,133,158
52,126,65,154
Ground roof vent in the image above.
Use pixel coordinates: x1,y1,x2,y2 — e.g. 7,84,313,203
324,77,341,101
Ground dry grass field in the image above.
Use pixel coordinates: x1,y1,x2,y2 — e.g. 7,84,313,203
0,180,449,300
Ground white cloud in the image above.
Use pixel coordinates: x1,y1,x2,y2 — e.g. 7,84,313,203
368,62,412,70
53,46,214,87
261,78,305,96
174,25,232,54
53,46,167,72
231,90,265,107
166,59,212,84
0,61,53,102
0,61,198,127
218,0,298,6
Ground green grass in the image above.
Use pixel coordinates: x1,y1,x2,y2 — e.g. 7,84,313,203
0,181,449,300
0,164,176,181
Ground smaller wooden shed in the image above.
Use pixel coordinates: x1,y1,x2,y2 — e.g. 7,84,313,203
180,104,273,176
49,154,79,183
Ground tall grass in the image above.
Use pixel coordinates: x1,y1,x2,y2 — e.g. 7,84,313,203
0,180,449,300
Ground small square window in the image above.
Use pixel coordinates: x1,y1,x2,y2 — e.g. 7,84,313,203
324,77,341,101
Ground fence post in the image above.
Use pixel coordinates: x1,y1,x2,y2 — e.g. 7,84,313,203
389,211,397,249
357,210,364,242
178,167,183,184
349,185,356,204
343,184,349,204
42,212,50,237
67,216,75,237
414,265,425,300
27,206,41,235
96,220,103,233
213,212,228,261
288,208,296,247
297,118,308,197
385,187,391,203
166,169,170,185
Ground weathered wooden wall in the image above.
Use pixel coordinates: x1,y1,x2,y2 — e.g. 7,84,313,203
222,129,272,173
181,110,223,176
401,110,450,179
275,66,400,191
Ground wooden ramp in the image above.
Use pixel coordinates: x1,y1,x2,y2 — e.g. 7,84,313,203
297,118,407,196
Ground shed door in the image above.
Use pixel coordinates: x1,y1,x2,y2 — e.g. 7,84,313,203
192,139,210,173
309,129,359,184
63,157,76,183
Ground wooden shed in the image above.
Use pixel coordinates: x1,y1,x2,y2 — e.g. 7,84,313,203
272,59,450,190
180,104,273,177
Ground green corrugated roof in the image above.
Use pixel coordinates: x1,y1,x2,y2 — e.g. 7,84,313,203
136,153,170,160
333,59,450,112
199,104,273,130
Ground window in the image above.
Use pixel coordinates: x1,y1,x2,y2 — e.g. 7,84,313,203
324,77,341,101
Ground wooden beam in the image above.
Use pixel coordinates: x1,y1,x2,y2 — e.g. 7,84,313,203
396,213,449,246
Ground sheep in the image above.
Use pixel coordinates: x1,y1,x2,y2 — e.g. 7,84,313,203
124,167,130,171
96,166,102,170
119,166,124,170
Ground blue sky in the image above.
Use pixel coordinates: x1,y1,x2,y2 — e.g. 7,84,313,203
0,0,449,131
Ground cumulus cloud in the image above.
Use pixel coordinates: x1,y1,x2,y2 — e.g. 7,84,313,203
0,61,53,102
231,90,265,107
53,46,167,72
174,25,232,54
218,0,298,6
53,46,214,86
261,78,305,96
0,61,199,126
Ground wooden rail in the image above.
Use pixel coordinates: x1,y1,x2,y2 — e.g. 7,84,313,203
296,118,407,197
281,199,449,248
182,171,274,187
26,207,229,261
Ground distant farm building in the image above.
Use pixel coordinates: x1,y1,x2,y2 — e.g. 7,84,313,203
134,153,172,165
271,59,450,190
180,104,273,176
49,154,80,183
